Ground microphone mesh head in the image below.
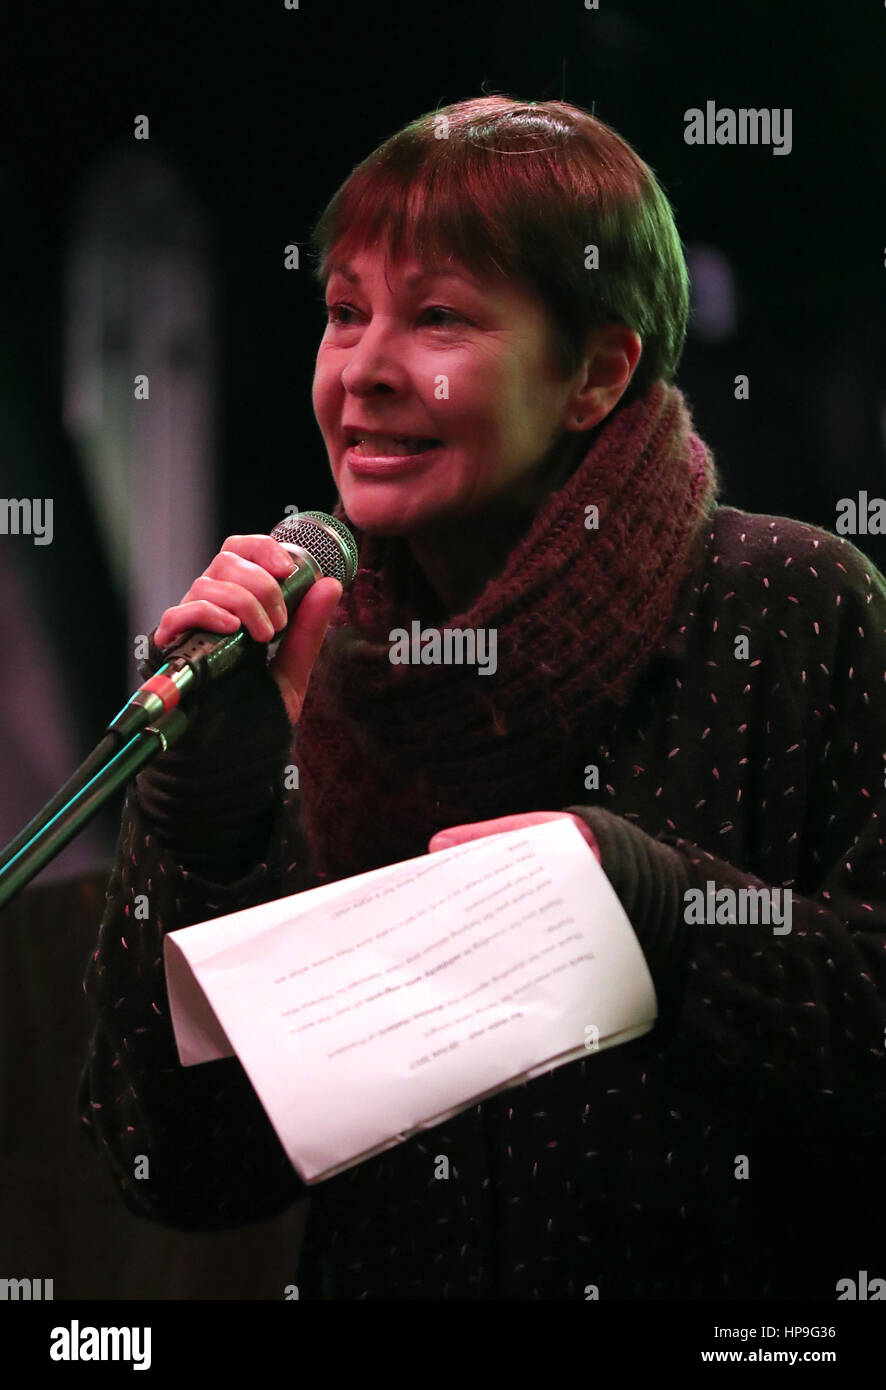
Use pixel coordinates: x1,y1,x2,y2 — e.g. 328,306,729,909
270,510,358,584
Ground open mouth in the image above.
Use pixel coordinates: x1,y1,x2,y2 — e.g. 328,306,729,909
348,436,442,457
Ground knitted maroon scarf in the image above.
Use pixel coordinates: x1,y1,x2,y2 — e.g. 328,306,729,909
294,381,719,885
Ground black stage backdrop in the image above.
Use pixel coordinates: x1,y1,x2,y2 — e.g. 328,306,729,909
1,0,884,1314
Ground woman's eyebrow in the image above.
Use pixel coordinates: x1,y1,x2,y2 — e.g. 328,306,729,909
327,262,479,289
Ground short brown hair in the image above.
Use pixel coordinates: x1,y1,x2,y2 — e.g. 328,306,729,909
309,94,690,406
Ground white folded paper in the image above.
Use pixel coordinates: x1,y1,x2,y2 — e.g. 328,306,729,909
164,817,657,1183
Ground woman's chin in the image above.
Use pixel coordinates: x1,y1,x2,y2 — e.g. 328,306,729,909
338,488,433,537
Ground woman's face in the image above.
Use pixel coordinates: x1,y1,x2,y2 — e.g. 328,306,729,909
312,244,584,538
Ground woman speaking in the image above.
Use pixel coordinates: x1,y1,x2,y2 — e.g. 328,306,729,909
79,95,886,1299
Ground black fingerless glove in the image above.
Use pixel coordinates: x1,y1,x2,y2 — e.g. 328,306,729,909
133,628,294,882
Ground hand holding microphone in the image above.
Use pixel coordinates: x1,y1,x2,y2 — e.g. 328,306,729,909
153,534,342,727
120,510,358,736
132,510,357,879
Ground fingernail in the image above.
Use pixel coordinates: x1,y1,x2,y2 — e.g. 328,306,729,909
431,835,455,850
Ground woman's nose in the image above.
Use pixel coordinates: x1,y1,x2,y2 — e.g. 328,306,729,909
340,319,410,393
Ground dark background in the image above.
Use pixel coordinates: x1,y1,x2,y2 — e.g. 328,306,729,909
0,0,884,1302
3,0,884,836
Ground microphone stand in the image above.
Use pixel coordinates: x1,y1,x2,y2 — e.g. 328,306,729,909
0,558,313,879
0,507,358,912
0,707,189,911
0,732,121,875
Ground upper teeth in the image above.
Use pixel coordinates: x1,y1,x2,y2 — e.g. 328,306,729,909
355,436,415,444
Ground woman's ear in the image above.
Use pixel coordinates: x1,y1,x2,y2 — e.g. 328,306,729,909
566,325,643,432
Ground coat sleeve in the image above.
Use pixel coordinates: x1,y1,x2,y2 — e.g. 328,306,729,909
77,785,315,1231
77,637,316,1231
565,534,886,1099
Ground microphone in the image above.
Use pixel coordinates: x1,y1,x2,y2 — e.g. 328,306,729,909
108,509,358,741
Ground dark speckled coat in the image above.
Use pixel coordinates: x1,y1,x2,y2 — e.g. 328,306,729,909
78,506,886,1298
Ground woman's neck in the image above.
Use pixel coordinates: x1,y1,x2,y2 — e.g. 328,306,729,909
406,520,521,618
405,427,593,618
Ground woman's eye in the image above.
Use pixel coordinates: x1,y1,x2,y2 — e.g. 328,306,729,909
420,306,463,327
325,303,356,325
324,303,463,329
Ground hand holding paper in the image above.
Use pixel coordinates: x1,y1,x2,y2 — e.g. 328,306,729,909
428,809,601,859
164,817,656,1184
